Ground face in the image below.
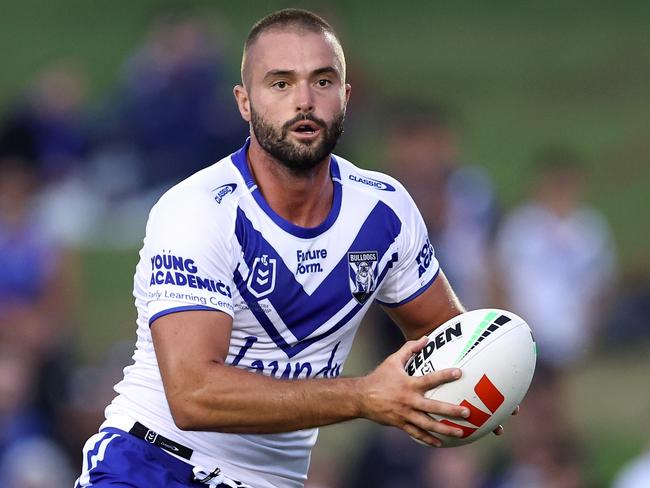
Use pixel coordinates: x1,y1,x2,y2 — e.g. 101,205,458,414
235,29,350,173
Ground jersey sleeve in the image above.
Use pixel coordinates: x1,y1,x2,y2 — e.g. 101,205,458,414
375,192,440,307
140,190,236,325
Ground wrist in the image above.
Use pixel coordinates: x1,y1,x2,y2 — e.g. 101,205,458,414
349,376,369,420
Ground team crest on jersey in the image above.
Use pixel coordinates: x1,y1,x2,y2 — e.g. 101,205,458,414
348,251,379,304
247,254,277,298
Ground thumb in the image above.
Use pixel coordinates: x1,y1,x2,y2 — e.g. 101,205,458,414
393,336,429,366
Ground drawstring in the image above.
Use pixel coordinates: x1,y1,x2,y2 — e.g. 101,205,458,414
192,466,253,488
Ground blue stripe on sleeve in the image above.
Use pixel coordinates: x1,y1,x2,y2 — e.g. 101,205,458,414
149,305,226,327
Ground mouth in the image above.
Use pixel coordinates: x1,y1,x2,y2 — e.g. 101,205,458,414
289,120,321,138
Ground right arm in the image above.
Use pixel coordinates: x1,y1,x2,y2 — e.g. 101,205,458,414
152,309,470,447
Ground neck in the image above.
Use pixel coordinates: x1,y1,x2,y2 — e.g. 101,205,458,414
247,136,334,228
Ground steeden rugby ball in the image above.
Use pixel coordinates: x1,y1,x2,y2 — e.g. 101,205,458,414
405,308,536,447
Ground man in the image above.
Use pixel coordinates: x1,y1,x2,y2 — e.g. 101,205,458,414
76,9,497,488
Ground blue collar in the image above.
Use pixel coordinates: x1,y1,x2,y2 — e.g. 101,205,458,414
230,138,342,239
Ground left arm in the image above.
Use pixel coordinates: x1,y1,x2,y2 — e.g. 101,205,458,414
382,270,464,340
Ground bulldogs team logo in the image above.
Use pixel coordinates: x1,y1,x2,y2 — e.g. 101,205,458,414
348,251,379,304
247,254,277,298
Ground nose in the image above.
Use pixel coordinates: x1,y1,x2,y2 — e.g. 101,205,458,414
295,82,314,113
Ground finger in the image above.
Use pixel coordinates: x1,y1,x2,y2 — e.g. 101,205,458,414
402,423,442,447
492,425,504,436
393,337,429,366
408,411,465,438
415,397,470,420
415,367,461,390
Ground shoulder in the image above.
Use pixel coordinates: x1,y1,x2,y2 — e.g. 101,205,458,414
334,155,418,219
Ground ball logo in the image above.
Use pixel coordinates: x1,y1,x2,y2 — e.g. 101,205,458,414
439,374,505,438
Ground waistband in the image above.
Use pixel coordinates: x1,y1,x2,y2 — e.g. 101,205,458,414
100,416,254,488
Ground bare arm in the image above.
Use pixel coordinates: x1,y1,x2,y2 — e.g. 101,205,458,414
383,270,465,340
152,309,469,446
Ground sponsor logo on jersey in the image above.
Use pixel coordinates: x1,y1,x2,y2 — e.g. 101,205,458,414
348,174,396,191
348,251,379,304
296,248,327,275
231,336,343,379
213,183,237,204
416,238,434,278
247,254,277,298
149,253,232,298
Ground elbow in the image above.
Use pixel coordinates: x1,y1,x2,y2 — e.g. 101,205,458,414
170,407,200,431
166,388,208,431
168,398,199,431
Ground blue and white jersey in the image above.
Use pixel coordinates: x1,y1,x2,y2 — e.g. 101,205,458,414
103,140,440,488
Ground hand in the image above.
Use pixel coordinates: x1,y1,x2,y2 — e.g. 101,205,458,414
358,337,470,447
492,405,520,435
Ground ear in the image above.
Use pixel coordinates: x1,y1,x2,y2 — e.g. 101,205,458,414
233,85,251,122
344,83,352,107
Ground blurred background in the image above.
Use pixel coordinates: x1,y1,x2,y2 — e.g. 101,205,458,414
1,0,649,486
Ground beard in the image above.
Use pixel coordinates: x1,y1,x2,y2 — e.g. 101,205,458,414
250,107,345,175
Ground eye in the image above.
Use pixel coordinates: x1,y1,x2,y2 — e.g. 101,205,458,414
272,81,289,89
317,79,332,87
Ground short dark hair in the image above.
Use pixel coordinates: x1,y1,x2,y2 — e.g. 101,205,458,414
245,9,338,52
241,9,343,86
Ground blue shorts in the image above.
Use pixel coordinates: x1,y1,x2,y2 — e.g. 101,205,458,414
74,428,246,487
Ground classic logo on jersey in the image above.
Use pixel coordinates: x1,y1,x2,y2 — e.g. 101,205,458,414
247,254,277,298
348,174,396,191
348,251,379,304
213,183,237,204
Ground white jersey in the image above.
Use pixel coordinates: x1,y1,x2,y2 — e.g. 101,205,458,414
103,139,440,488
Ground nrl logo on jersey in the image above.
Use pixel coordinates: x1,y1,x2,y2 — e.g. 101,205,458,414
348,251,379,304
247,254,277,298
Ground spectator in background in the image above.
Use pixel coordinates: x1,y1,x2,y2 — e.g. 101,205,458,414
90,12,247,247
0,155,80,474
0,62,89,184
346,103,498,487
0,344,75,487
0,347,45,463
366,101,498,360
119,12,246,190
385,100,498,310
0,156,78,354
0,63,98,246
495,146,616,369
491,364,585,488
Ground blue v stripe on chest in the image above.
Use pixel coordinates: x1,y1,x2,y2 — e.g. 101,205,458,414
233,201,401,356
